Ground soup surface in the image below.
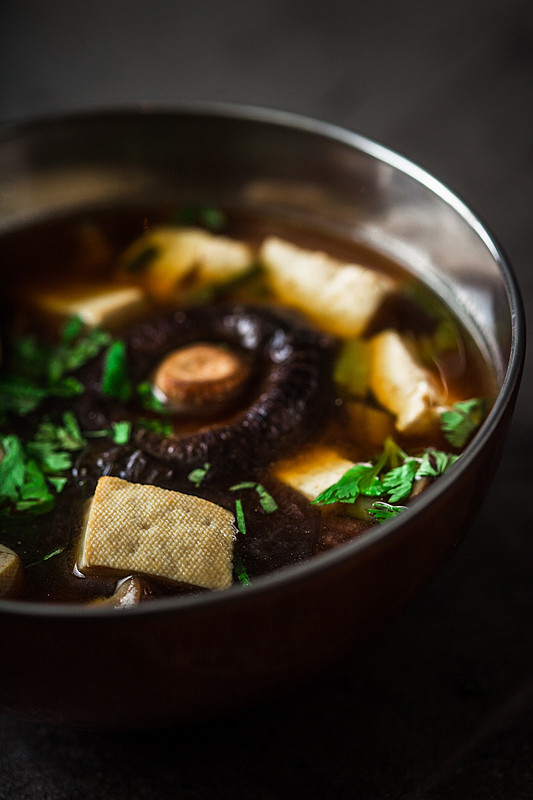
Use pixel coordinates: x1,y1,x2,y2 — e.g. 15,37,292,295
0,206,495,604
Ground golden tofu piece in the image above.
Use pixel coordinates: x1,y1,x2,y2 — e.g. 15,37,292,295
79,477,236,591
260,237,397,337
117,226,254,301
29,283,148,331
275,446,355,501
0,544,22,598
369,329,442,435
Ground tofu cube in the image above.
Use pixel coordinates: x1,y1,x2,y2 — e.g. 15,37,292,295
0,544,22,598
260,237,397,337
29,283,148,331
78,477,236,591
369,329,442,435
275,446,355,501
118,226,254,301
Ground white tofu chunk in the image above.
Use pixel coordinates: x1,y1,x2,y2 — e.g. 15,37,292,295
369,329,442,435
275,446,355,501
118,226,254,301
78,477,236,591
259,237,397,337
0,544,22,598
30,283,148,331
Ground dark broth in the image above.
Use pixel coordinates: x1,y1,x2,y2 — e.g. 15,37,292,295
0,207,496,603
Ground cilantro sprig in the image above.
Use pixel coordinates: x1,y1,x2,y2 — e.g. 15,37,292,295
441,398,488,448
312,437,460,524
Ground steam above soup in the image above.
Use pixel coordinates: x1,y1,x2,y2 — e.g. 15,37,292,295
0,207,493,604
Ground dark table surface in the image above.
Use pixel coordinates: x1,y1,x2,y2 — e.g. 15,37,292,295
1,2,533,798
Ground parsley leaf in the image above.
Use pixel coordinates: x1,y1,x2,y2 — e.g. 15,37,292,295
381,459,419,503
312,463,383,505
368,502,407,522
111,420,131,445
233,554,251,586
0,435,26,503
235,499,247,535
441,398,488,448
101,340,132,402
137,417,173,437
230,482,279,513
187,463,211,487
137,382,170,413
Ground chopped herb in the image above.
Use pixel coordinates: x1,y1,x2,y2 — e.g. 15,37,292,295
368,502,407,522
84,428,111,438
187,463,210,487
235,499,247,535
0,377,51,416
137,418,173,437
230,482,279,513
441,398,488,448
137,382,170,413
61,315,85,344
27,547,65,569
125,244,160,274
111,420,131,445
312,463,383,506
101,340,132,402
0,435,26,503
381,459,419,503
233,554,251,586
312,436,461,522
16,459,54,513
174,204,227,233
48,476,68,493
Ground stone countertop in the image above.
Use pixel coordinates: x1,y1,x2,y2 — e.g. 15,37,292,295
1,2,532,798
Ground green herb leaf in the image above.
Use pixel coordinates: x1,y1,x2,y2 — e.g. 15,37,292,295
137,382,170,413
101,340,132,402
137,417,173,437
441,398,488,448
27,547,64,569
235,499,247,535
368,501,407,522
0,435,26,503
111,420,131,445
233,554,251,586
415,449,459,479
61,315,85,344
230,482,279,513
84,428,111,438
48,476,68,493
187,463,210,487
381,459,419,503
312,463,383,505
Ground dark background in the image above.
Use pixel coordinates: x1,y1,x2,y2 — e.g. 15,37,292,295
1,2,533,798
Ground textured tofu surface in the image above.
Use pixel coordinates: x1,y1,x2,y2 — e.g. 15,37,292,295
260,237,396,337
275,446,355,501
118,226,254,300
79,477,236,590
369,329,442,435
0,544,22,598
31,283,148,330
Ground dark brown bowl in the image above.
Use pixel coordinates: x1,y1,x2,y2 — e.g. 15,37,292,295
0,106,524,729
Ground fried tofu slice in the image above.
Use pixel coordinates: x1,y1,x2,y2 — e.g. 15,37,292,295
28,283,148,331
78,477,236,591
0,544,23,598
275,446,355,501
117,226,254,301
259,237,397,337
369,329,442,435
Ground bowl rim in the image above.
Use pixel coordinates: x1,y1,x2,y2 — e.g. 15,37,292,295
0,102,525,620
